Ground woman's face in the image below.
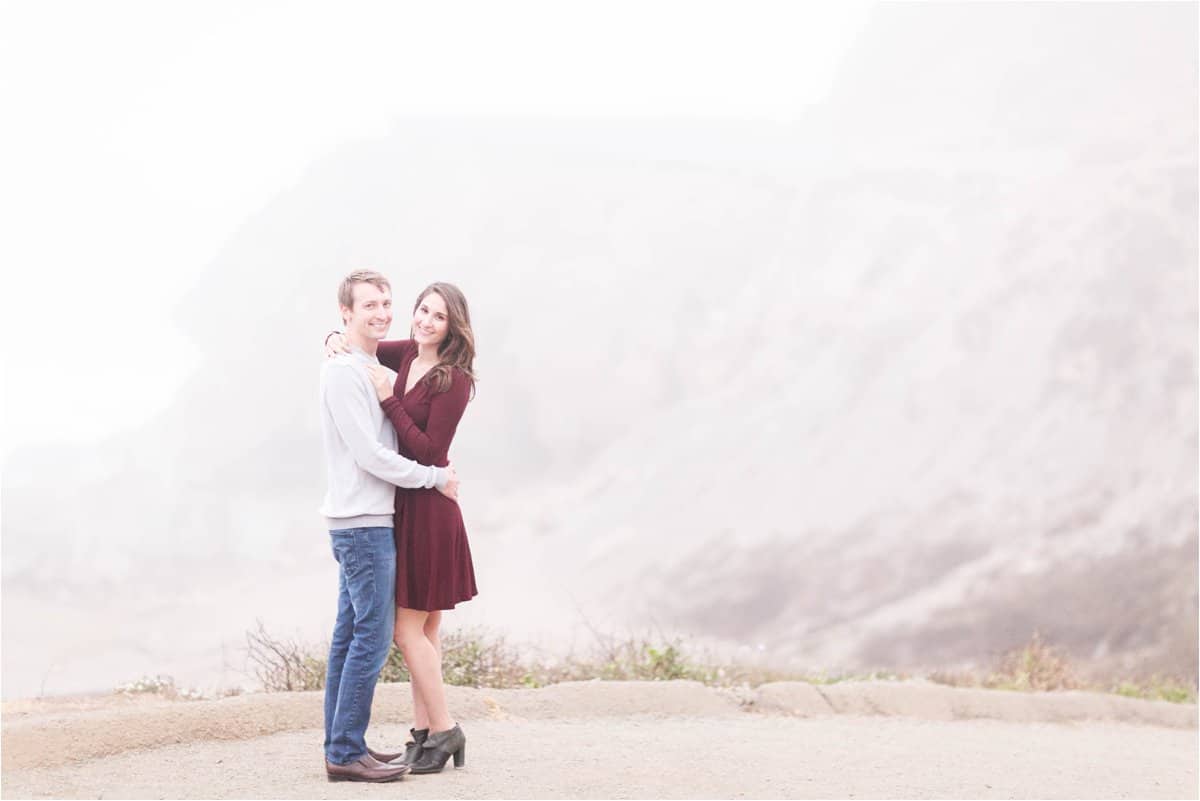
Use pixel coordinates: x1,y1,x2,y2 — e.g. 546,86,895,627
412,291,450,348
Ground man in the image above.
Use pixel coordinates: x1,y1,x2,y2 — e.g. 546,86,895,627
319,269,459,783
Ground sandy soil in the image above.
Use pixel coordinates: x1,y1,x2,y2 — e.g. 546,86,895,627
3,681,1196,799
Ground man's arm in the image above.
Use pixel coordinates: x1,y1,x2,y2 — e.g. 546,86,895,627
376,339,414,372
324,331,413,374
323,362,448,490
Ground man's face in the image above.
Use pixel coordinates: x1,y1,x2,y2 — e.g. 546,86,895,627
340,281,392,342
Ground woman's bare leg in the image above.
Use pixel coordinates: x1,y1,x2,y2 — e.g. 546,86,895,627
410,610,442,730
394,607,453,733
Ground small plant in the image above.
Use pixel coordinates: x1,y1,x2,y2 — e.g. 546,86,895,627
114,674,204,700
1111,676,1197,704
645,644,690,680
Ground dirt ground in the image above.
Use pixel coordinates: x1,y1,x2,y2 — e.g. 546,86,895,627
3,680,1196,799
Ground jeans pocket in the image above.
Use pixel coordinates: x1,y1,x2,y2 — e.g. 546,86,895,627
331,531,360,578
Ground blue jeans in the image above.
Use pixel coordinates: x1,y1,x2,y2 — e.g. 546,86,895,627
323,527,397,765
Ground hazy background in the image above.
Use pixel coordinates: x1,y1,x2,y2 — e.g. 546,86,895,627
2,1,1196,699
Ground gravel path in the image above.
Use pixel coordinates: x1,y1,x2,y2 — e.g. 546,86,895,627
3,681,1196,799
3,715,1196,799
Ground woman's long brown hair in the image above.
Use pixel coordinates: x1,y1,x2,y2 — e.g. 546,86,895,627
413,282,476,397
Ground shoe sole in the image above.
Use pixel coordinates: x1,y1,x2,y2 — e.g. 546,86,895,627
326,772,408,783
409,764,464,774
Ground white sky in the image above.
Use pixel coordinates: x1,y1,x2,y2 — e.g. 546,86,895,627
0,0,871,449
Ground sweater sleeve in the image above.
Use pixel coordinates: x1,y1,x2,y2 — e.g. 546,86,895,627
323,362,443,489
380,369,471,466
377,339,414,372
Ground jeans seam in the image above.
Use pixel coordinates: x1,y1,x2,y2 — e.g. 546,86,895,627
344,529,377,756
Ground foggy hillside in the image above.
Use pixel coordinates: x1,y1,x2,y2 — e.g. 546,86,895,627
4,2,1196,687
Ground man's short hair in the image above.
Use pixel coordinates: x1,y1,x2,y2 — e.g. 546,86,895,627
338,270,391,309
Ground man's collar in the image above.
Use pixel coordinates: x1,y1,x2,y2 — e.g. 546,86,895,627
344,344,380,363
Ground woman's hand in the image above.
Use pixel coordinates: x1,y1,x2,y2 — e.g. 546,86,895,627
324,331,351,358
366,363,396,403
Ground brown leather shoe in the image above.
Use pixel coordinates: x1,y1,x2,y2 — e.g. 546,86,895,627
325,754,410,782
367,746,405,764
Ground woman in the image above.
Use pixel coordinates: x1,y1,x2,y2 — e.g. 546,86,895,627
327,281,477,774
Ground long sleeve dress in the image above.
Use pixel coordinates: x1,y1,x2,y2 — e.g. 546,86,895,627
377,339,478,611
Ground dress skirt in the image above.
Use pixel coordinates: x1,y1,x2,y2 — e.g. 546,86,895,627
377,338,478,612
394,486,478,610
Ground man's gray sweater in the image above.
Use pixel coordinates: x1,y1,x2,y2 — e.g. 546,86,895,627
319,347,446,530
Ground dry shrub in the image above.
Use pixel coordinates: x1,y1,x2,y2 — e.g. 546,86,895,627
914,632,1083,692
246,620,326,692
985,631,1079,691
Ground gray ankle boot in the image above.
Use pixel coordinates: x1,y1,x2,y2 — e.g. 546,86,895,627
407,724,465,774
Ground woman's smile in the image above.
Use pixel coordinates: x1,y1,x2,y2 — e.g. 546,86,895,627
412,292,450,346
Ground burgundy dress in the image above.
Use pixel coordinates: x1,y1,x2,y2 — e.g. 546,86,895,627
377,340,478,611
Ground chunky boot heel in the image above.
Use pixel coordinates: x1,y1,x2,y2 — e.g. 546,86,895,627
408,724,466,774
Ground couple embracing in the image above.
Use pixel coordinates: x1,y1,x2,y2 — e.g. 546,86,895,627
318,270,476,782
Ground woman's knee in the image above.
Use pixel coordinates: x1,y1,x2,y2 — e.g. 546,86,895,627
422,611,441,640
394,609,428,652
393,625,417,652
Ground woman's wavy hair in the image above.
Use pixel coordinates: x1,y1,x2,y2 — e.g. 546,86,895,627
413,282,476,397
